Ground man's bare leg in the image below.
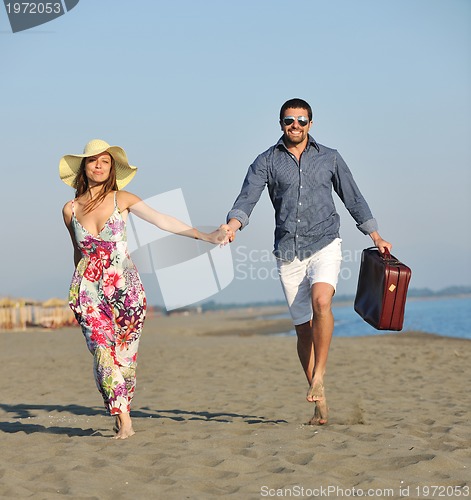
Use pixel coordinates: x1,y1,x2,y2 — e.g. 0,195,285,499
294,320,314,385
114,412,135,439
306,282,335,424
295,320,327,425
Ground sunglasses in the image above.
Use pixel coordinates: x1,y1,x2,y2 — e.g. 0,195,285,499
282,116,310,127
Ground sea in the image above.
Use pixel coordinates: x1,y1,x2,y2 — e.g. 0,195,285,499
274,296,471,340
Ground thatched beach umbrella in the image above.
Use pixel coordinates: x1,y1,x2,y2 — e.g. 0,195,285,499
42,297,68,307
0,297,19,329
39,297,74,328
0,297,16,307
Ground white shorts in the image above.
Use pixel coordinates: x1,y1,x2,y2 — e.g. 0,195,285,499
277,238,342,325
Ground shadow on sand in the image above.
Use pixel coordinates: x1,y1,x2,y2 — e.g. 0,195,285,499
0,403,287,437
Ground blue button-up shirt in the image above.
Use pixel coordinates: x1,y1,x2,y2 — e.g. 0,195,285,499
227,135,378,262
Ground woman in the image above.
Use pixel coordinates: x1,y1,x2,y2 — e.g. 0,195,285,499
60,139,228,439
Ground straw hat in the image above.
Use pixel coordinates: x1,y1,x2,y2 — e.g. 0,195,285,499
59,139,137,190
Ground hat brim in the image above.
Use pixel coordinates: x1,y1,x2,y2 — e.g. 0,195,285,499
59,144,137,190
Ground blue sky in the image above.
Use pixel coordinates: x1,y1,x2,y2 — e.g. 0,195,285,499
1,0,470,306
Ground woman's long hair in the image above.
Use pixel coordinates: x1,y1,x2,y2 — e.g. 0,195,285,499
73,155,119,214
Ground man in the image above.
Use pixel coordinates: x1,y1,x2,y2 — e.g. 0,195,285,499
223,98,391,425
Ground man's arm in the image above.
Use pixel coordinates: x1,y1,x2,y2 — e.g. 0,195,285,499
223,153,269,241
332,153,392,253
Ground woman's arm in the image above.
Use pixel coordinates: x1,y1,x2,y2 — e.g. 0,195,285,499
117,191,229,245
62,201,82,267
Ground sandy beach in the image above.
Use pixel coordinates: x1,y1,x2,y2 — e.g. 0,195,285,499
1,306,470,499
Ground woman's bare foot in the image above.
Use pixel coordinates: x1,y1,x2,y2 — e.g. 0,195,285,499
306,381,328,425
113,412,135,439
307,380,324,402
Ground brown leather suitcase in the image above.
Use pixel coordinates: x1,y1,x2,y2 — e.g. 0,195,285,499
354,247,412,331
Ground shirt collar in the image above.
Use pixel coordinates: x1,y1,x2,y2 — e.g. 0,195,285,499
276,134,320,153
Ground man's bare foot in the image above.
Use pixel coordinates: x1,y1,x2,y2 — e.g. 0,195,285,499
306,381,328,425
306,402,328,425
113,413,135,439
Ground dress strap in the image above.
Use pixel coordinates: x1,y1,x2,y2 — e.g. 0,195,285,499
71,199,76,216
114,191,118,209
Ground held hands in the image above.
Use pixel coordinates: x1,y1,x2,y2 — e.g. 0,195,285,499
206,226,232,246
219,223,236,243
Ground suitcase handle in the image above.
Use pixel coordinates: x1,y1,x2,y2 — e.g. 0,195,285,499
368,246,397,263
380,247,400,264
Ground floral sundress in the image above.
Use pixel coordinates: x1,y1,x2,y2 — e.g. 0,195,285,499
68,192,146,415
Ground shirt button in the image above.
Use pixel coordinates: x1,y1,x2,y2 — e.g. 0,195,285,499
300,185,303,188
299,202,302,206
297,219,300,222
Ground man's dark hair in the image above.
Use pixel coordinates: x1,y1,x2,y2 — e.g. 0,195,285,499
279,98,313,122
